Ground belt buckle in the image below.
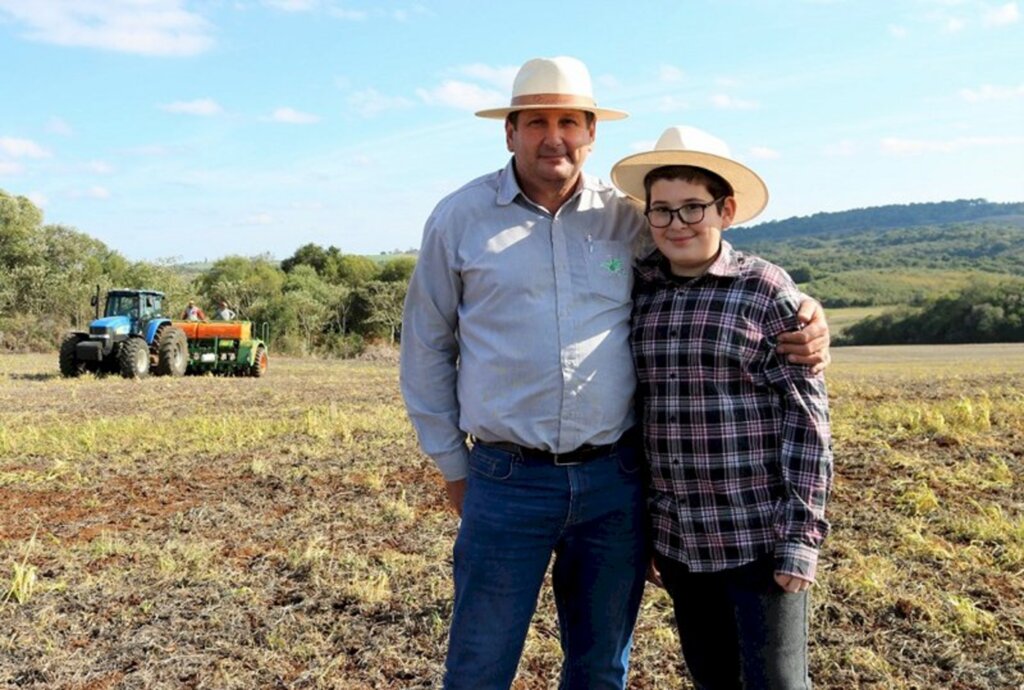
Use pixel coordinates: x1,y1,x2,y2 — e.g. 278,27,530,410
552,452,582,467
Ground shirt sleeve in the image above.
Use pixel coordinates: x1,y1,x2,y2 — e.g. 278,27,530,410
759,282,834,582
399,210,470,481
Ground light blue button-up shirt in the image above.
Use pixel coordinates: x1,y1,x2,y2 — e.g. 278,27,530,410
400,158,646,480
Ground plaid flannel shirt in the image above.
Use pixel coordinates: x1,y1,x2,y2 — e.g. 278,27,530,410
631,240,833,580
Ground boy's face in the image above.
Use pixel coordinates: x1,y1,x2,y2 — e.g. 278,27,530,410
647,177,735,277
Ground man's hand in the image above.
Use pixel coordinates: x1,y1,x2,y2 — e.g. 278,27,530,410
777,298,831,375
774,571,813,593
445,479,467,517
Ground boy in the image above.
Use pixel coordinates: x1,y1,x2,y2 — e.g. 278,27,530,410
611,126,833,689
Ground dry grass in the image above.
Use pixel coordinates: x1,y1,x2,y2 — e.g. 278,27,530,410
1,344,1023,689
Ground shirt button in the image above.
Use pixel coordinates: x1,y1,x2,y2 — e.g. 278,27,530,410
668,373,677,379
669,329,679,337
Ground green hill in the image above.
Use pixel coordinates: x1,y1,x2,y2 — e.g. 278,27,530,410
724,199,1024,308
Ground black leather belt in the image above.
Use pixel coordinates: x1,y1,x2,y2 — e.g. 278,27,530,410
473,429,633,467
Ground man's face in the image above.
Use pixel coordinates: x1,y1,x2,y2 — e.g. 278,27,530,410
505,109,595,191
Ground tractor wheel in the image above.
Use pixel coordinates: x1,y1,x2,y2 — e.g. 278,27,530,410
154,326,188,376
59,334,87,378
249,345,268,378
118,338,150,379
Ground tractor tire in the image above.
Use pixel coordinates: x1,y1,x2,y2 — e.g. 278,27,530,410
154,326,188,377
118,338,150,379
249,345,268,378
59,334,87,377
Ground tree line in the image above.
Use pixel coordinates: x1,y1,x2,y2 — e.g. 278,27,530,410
836,278,1024,345
5,187,1024,353
0,189,411,356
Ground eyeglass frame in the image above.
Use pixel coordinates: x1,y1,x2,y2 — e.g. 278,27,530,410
644,196,727,228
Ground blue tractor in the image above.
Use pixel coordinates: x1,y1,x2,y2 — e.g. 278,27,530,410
59,288,189,379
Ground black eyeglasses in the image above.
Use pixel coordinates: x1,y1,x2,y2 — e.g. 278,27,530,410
644,197,725,228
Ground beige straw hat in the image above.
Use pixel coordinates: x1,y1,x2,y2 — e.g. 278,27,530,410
475,56,628,121
611,125,769,225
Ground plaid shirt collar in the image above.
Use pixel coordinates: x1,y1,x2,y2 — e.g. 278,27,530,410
635,238,743,286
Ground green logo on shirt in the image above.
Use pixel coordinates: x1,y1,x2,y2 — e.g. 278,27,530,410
602,258,624,274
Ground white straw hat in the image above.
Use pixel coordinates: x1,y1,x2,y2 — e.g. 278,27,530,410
611,125,769,225
475,56,628,121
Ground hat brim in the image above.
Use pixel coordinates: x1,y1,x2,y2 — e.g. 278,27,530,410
611,150,769,226
475,104,629,120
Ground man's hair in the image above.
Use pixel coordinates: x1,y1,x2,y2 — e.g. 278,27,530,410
505,110,596,128
643,165,733,212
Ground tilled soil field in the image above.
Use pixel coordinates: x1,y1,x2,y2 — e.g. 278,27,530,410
1,345,1022,689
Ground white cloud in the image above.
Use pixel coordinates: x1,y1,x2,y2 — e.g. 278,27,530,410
348,88,414,117
454,63,518,90
269,107,321,124
823,140,857,156
0,161,24,175
659,64,685,83
126,144,173,156
329,8,368,20
0,0,214,56
72,185,110,199
710,93,759,110
881,135,1024,154
0,137,50,158
86,160,114,173
263,0,318,11
888,24,908,37
959,83,1024,102
749,146,781,160
243,212,273,225
943,16,966,32
656,96,690,112
47,117,73,136
983,1,1019,26
416,80,504,112
28,191,48,207
160,99,224,116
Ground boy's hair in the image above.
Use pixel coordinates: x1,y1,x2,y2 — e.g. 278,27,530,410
643,165,734,213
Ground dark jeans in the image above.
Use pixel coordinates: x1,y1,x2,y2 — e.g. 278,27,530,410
656,552,811,690
444,441,648,690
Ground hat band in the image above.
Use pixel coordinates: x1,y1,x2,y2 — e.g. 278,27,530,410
509,93,598,109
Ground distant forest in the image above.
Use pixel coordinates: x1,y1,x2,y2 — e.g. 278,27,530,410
727,199,1024,344
2,190,1023,352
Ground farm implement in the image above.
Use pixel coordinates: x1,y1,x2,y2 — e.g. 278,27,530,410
172,320,269,377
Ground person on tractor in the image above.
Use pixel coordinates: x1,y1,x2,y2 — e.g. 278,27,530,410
182,300,207,321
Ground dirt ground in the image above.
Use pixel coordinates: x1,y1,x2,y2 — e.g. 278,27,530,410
1,346,1022,689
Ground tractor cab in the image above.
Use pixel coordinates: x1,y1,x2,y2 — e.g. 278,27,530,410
61,288,188,379
93,289,165,333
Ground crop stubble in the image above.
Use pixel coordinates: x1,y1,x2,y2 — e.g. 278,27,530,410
0,345,1022,689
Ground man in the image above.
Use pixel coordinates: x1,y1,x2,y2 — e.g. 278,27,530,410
181,300,206,321
400,56,830,690
215,300,235,320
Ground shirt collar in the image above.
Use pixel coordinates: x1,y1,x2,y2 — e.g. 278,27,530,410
635,239,742,285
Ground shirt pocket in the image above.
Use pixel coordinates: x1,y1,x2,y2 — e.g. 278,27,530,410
585,239,632,303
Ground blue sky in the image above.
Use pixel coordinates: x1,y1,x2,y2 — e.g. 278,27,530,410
1,0,1022,263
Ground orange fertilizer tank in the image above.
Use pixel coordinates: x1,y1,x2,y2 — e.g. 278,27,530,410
171,320,252,341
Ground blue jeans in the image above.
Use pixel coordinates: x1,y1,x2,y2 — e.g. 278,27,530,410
443,440,647,690
656,552,812,690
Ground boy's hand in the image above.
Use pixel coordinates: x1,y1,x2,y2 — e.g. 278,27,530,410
774,571,813,593
647,558,664,588
777,298,830,375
